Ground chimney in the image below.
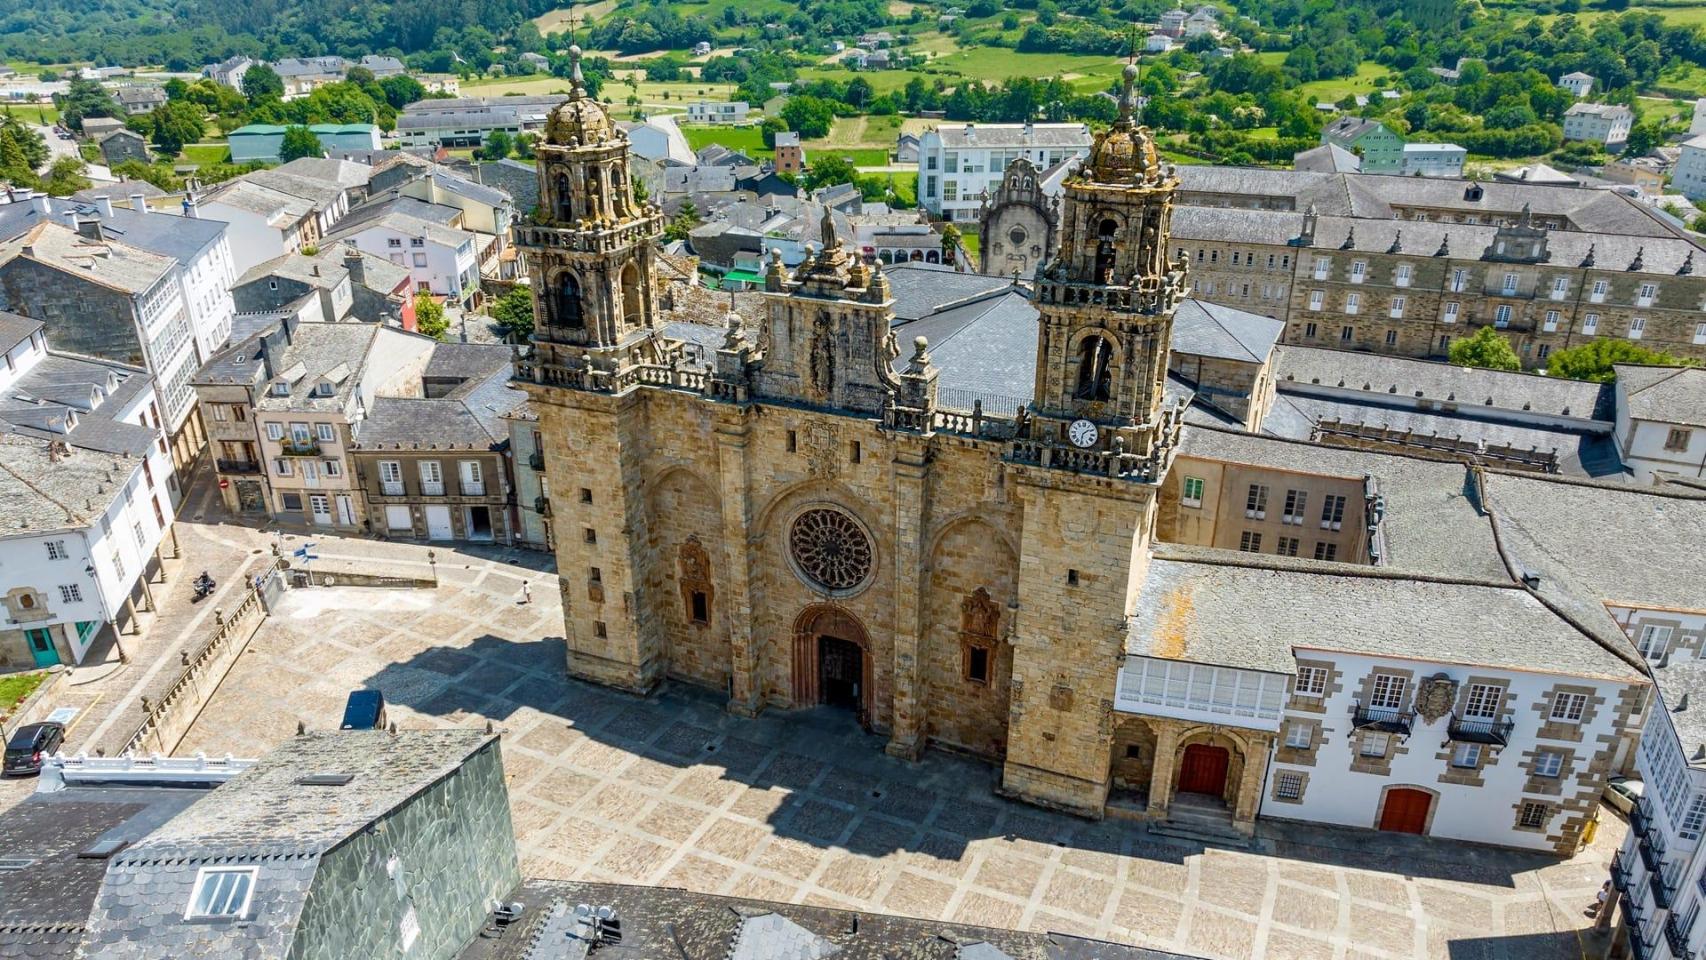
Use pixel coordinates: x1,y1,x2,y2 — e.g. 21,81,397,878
130,193,147,213
62,210,79,229
29,194,50,217
95,196,115,219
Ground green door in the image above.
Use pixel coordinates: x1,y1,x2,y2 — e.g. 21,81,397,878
25,629,59,668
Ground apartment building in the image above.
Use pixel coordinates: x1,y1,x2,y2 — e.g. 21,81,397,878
326,210,481,306
916,121,1094,219
1321,117,1405,173
1614,365,1706,484
395,95,563,148
0,314,177,667
1565,103,1634,149
684,101,751,124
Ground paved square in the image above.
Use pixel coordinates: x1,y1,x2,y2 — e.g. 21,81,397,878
179,560,1617,960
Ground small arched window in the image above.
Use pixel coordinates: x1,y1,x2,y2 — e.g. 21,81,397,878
556,273,583,329
619,261,642,325
1074,335,1114,402
1098,217,1119,239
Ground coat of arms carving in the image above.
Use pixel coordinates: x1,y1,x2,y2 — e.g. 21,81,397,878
1415,674,1457,724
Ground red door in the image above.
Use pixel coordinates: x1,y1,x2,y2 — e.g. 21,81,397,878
1178,744,1230,796
1379,788,1432,834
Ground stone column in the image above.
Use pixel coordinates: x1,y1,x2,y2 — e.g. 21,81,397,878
885,445,929,760
1231,732,1271,833
715,419,762,716
1146,722,1180,820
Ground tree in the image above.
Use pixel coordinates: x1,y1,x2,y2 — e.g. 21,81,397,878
491,287,535,340
279,125,324,162
760,116,786,148
802,154,857,191
780,94,834,140
149,99,206,156
242,63,284,101
414,293,448,340
664,198,701,242
1546,339,1694,382
41,156,90,196
1623,121,1663,158
514,132,537,159
1448,327,1521,372
58,77,119,133
378,74,427,109
480,130,512,160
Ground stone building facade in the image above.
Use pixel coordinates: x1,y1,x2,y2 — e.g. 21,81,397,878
520,61,1652,850
977,157,1058,280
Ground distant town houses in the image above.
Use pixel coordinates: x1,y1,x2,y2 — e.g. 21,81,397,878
396,94,562,149
1557,70,1596,98
1320,117,1405,173
112,84,166,115
916,121,1095,220
684,100,751,125
1562,102,1633,149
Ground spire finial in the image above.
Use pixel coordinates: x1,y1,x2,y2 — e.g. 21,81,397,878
1117,61,1139,130
568,44,585,94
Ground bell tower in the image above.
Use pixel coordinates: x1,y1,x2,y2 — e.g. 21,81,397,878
518,46,668,383
1030,63,1188,456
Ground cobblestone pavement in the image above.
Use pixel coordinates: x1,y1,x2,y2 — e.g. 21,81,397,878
177,572,1619,960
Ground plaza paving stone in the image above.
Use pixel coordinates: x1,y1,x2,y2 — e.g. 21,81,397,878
175,560,1618,960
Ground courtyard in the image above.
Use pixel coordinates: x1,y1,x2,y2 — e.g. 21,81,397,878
178,567,1617,960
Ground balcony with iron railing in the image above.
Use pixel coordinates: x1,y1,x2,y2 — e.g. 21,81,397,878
1641,823,1668,872
278,440,322,457
216,459,261,474
1353,703,1414,736
1634,796,1655,839
1448,714,1515,746
420,481,445,496
461,482,486,497
1650,871,1676,911
1666,913,1694,960
1613,852,1635,893
380,481,406,497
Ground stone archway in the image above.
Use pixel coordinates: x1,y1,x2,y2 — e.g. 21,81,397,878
791,604,874,727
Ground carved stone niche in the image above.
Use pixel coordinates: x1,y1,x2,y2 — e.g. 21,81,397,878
678,536,713,626
1415,673,1458,725
1049,683,1075,712
960,587,1000,684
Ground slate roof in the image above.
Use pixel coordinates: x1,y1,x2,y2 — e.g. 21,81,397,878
0,433,141,532
1173,425,1509,580
1273,346,1608,420
931,123,1094,150
80,732,497,960
1566,102,1632,121
0,311,40,354
1322,117,1385,142
240,169,347,208
0,785,207,960
0,353,156,457
253,323,382,410
1129,548,1644,681
882,262,1014,322
0,222,174,296
1616,364,1706,427
459,879,1204,960
269,157,373,191
1292,143,1360,173
200,181,316,225
1169,300,1283,363
327,209,474,250
1652,659,1706,766
69,181,166,205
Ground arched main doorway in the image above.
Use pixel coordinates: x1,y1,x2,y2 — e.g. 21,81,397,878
791,604,873,727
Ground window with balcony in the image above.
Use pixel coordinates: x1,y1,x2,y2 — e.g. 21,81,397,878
1450,269,1468,293
1543,310,1560,332
1630,316,1646,340
1350,260,1366,284
379,460,404,496
1494,304,1513,328
1313,258,1330,280
418,460,444,496
1388,296,1405,318
1551,277,1569,300
1369,673,1407,709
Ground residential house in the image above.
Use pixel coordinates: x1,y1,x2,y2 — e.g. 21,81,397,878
78,117,125,143
226,123,383,164
916,121,1095,219
621,117,695,165
0,220,204,467
0,313,178,666
395,168,514,276
1612,365,1706,484
199,161,360,274
1183,4,1220,36
518,51,551,72
76,730,518,960
774,131,804,175
229,244,413,336
895,132,920,164
202,55,254,91
419,73,460,96
1673,134,1706,200
685,101,750,125
396,95,562,148
113,85,166,115
249,321,436,527
504,403,550,549
1601,156,1668,195
1144,33,1172,53
1400,143,1467,178
355,54,405,78
1558,71,1595,99
1320,117,1405,174
326,209,482,307
272,56,349,98
351,344,527,543
1563,103,1633,149
1158,7,1188,36
97,129,148,167
693,40,713,56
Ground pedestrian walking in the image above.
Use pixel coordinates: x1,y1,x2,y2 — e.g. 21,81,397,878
521,580,532,604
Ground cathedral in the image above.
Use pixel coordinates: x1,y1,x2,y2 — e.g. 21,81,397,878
516,56,1180,817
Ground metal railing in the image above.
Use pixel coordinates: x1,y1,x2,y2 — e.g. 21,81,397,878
1448,714,1515,746
1612,852,1634,893
461,482,486,497
420,481,445,496
535,495,551,516
1353,703,1415,736
528,450,545,471
380,481,405,496
1633,796,1655,838
1650,870,1675,911
278,440,321,457
1640,825,1668,872
1666,913,1694,960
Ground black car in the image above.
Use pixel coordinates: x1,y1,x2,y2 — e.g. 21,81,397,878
3,722,65,776
340,690,387,731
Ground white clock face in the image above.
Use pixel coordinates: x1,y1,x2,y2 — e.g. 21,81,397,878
1068,419,1099,449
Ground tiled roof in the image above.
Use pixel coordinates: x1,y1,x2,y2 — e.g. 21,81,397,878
1274,345,1607,420
0,433,141,531
1170,299,1283,364
1616,364,1706,427
1130,548,1644,681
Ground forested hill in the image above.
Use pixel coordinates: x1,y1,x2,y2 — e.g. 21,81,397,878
0,0,563,68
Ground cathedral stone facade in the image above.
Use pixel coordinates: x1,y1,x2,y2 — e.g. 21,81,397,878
518,60,1188,817
977,157,1058,280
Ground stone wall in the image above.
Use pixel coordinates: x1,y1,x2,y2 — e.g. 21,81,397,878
0,258,145,365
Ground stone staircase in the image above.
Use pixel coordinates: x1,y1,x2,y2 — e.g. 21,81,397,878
1148,793,1254,848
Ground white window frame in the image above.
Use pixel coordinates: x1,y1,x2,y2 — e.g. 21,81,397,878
1551,692,1587,722
1389,296,1405,319
1583,313,1599,334
1590,279,1608,303
1534,750,1563,778
1345,293,1361,315
1313,257,1330,281
1694,321,1706,346
1543,310,1560,333
265,422,283,441
1360,732,1390,757
1307,290,1325,311
1451,742,1481,768
1501,272,1520,295
1551,276,1569,300
1638,282,1657,307
45,541,67,561
1394,263,1412,288
1464,683,1502,719
1294,666,1327,697
1442,301,1459,324
1494,304,1513,328
185,866,258,920
1629,316,1646,340
1369,673,1406,710
314,423,335,443
1284,723,1311,749
1181,476,1204,508
1349,260,1366,284
1637,624,1674,661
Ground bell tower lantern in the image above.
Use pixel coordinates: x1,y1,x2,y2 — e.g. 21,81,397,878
517,46,668,384
1030,63,1188,456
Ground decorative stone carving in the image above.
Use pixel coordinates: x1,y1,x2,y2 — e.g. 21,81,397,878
788,508,874,595
961,588,1000,640
1416,673,1458,724
678,536,713,625
802,422,839,479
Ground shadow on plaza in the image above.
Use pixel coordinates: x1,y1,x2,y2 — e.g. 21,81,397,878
1444,931,1585,960
366,633,1540,888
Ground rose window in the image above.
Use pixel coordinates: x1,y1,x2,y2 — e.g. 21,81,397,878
788,509,873,593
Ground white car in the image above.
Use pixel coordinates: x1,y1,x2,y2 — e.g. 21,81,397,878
1605,776,1644,816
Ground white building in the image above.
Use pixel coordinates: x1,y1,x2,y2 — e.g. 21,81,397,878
203,55,254,91
327,211,480,307
685,101,751,125
1564,103,1634,149
917,122,1094,220
1613,364,1706,484
1182,5,1219,37
1145,33,1172,54
1399,143,1467,178
198,165,355,276
1677,134,1706,200
0,313,178,667
622,118,695,165
396,95,562,149
1558,71,1596,99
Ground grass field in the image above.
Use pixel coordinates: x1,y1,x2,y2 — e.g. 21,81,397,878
0,671,46,717
807,145,890,166
798,67,917,95
1296,62,1394,103
181,143,229,165
458,73,738,113
1,103,60,125
818,114,905,148
679,123,773,159
929,47,1127,90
